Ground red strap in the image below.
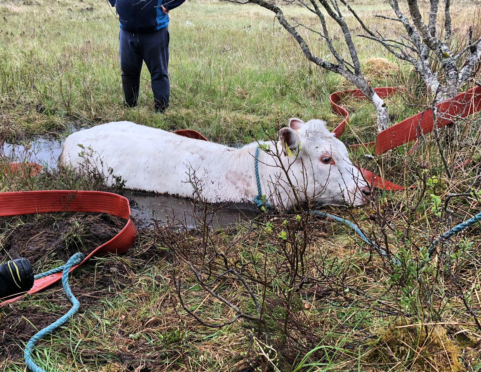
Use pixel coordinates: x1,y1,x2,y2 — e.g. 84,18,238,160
375,86,481,155
174,129,209,142
0,191,137,306
329,85,481,190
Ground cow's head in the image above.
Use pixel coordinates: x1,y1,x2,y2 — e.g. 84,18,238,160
278,118,371,206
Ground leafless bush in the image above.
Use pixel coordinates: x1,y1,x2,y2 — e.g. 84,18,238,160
162,114,481,370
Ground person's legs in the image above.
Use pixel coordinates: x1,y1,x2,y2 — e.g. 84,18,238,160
141,27,170,112
119,29,143,107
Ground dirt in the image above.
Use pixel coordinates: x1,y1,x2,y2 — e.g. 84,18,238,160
0,265,134,362
0,212,126,267
0,212,127,360
0,214,169,364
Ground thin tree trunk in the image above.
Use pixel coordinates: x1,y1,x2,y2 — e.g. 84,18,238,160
372,93,389,132
348,75,389,132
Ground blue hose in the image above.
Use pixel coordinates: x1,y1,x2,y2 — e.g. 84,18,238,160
254,147,273,210
24,253,85,372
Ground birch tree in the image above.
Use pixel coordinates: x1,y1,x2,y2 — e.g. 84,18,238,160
232,0,481,131
235,0,391,132
349,0,481,102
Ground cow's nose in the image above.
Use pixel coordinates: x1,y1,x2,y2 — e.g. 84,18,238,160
361,187,372,196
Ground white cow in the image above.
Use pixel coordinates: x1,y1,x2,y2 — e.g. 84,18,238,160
60,119,371,208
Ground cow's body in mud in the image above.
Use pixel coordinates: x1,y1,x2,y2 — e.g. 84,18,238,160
60,120,370,208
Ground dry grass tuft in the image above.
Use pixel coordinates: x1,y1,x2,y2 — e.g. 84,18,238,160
363,58,399,80
368,319,463,372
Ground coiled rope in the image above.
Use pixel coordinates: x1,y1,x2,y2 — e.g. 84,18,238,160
24,253,85,372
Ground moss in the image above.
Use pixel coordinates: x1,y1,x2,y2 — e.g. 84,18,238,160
367,318,463,372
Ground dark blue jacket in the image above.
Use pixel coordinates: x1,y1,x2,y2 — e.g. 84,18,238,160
109,0,186,33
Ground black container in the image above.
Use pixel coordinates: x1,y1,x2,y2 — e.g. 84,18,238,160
0,258,35,300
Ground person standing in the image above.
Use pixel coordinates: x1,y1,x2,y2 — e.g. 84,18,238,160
108,0,186,112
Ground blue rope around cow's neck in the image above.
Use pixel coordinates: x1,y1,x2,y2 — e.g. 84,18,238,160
24,252,85,372
429,210,481,257
254,147,273,210
252,148,480,261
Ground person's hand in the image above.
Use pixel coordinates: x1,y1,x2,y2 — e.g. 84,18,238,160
161,5,169,14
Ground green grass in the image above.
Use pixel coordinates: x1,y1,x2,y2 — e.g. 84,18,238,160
0,0,405,143
2,0,481,371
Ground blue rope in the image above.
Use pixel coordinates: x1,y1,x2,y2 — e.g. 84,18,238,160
429,210,481,257
253,147,394,261
309,210,393,260
254,147,273,210
252,148,480,260
24,253,85,372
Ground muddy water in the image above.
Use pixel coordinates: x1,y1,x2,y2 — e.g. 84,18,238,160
1,136,258,228
2,137,64,170
128,191,257,229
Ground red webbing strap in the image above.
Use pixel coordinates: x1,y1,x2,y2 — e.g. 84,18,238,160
173,129,209,142
329,85,481,190
375,86,481,155
359,168,405,191
331,87,401,138
1,163,43,177
0,191,137,306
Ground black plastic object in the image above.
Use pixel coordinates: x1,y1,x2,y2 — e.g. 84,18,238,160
0,258,35,300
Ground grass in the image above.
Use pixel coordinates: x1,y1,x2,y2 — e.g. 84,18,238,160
0,0,416,144
1,0,481,371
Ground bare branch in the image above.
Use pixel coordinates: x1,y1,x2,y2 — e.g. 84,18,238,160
292,18,355,71
246,0,341,73
388,0,424,53
374,14,403,23
458,43,481,85
444,0,452,41
175,277,246,328
428,0,440,38
341,0,415,62
317,0,362,74
453,36,481,60
357,34,414,63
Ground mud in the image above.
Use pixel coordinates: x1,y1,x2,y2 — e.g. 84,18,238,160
128,191,258,229
0,212,126,266
0,220,164,363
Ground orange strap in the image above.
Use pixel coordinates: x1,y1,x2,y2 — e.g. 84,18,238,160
0,191,137,306
329,85,481,190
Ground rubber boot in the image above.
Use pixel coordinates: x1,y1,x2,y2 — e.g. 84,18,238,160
0,258,34,300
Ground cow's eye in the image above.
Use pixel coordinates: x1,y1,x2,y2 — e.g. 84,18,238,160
321,157,332,164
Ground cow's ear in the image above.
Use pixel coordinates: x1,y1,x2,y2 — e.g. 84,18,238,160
279,128,300,156
289,118,304,131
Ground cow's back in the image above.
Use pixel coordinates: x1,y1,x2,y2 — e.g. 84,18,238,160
59,122,252,200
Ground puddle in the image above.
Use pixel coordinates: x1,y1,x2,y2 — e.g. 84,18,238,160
128,191,258,229
2,137,64,170
1,135,258,229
